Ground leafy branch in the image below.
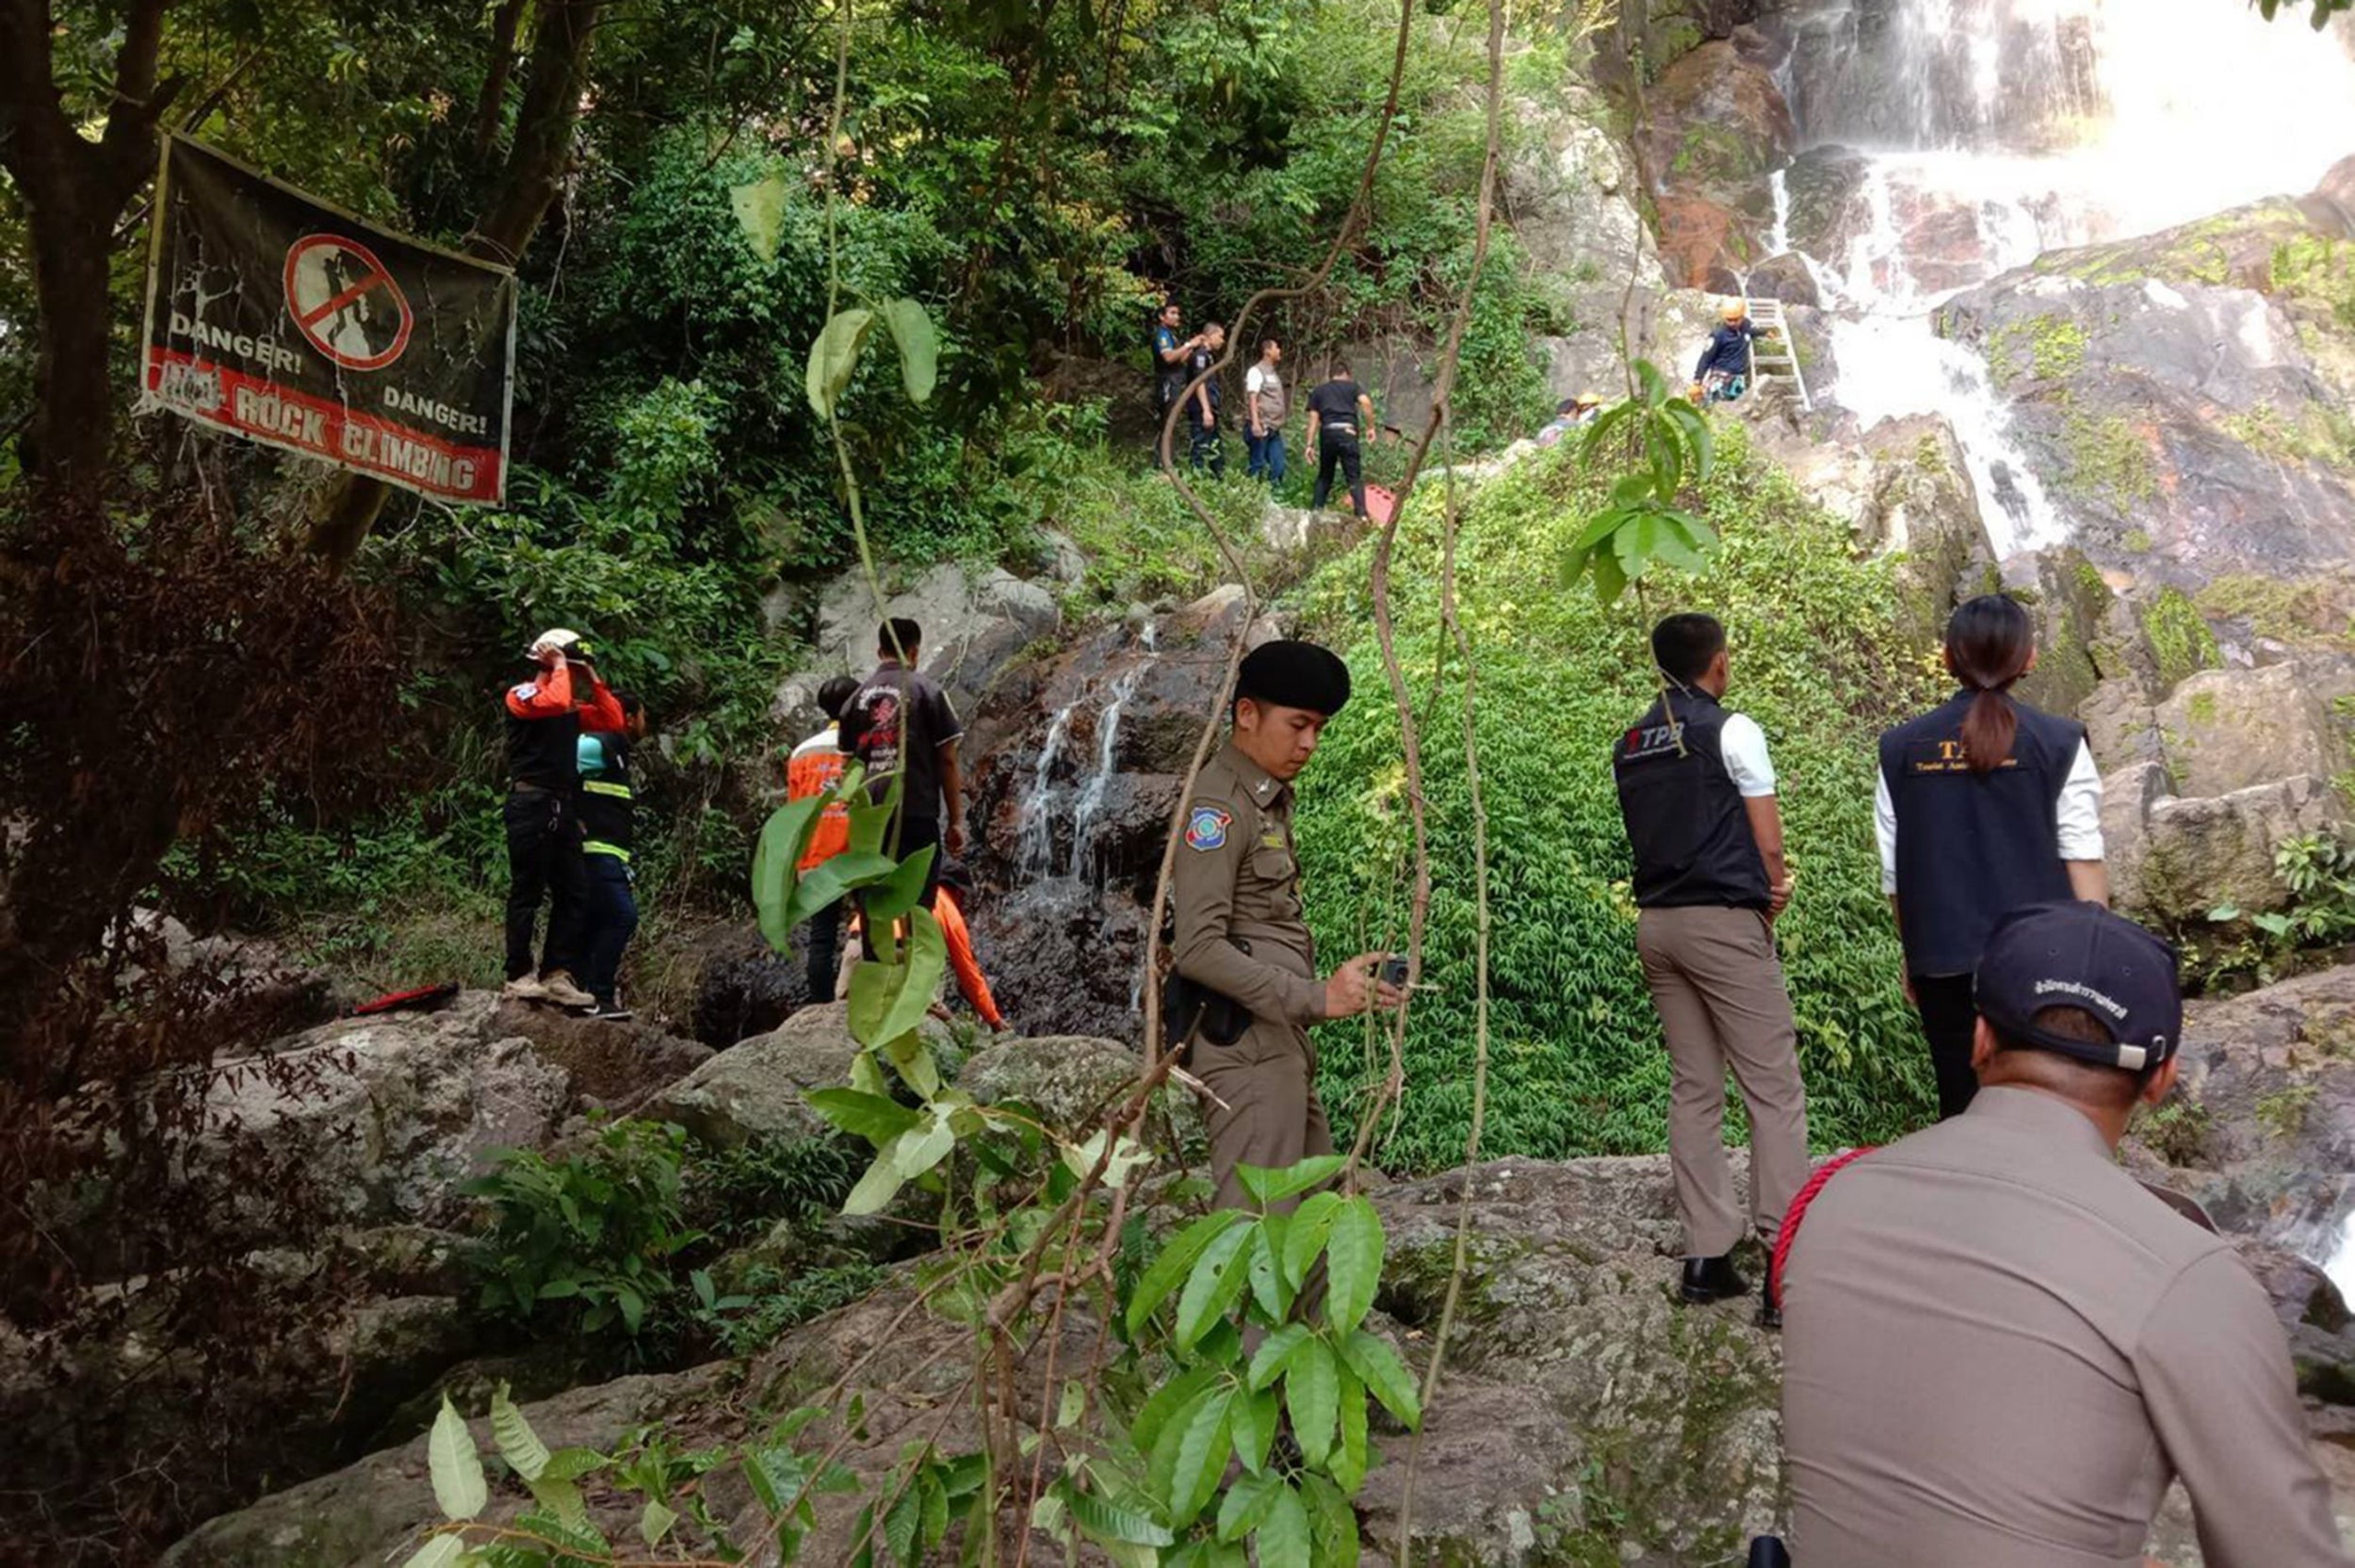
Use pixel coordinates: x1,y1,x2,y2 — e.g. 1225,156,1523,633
1562,360,1719,604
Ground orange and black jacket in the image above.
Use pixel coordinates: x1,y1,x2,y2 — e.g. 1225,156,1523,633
505,662,625,789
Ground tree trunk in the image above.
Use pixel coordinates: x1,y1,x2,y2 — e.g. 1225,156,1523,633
308,0,606,572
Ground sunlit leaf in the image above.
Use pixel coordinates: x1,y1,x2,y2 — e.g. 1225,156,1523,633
429,1395,487,1521
727,165,791,261
1323,1199,1384,1334
880,298,939,404
805,307,876,421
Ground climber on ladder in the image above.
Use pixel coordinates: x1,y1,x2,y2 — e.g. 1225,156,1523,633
1692,299,1766,405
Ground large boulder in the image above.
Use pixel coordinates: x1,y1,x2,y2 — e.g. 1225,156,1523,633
2136,775,2347,926
1939,202,2355,586
644,1002,948,1148
159,1369,725,1567
487,1000,713,1117
192,993,568,1236
773,560,1064,735
2157,663,2350,800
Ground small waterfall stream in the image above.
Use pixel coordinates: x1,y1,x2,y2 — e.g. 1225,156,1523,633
1012,622,1161,888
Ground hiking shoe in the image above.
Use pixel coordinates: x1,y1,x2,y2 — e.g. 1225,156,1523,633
537,971,593,1009
1680,1254,1751,1304
502,975,548,1002
583,1001,635,1023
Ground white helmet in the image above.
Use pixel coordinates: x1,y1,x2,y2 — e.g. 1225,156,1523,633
528,627,585,661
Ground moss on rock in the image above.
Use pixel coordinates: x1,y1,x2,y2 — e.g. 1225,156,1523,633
2144,588,2223,691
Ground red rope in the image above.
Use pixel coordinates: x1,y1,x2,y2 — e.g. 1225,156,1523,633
1771,1147,1877,1303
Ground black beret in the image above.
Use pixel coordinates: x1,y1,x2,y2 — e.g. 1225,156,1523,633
1237,639,1351,716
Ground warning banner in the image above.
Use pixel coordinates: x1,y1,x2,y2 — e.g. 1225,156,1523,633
138,136,516,503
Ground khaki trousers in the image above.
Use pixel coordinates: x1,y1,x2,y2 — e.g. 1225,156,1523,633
1192,1017,1333,1216
1635,904,1811,1258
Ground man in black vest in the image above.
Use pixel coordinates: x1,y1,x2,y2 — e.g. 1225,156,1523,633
1614,614,1810,1323
575,693,645,1021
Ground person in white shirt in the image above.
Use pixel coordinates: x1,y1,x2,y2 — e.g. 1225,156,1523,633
1874,593,2106,1120
1613,614,1811,1326
1243,338,1288,487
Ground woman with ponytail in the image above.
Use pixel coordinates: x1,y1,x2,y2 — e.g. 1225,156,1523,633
1875,595,2108,1118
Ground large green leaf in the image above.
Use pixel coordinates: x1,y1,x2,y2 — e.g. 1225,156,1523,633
1228,1384,1280,1476
640,1498,679,1547
1284,1336,1340,1467
1301,1472,1362,1568
862,844,939,924
1592,546,1631,604
1331,1365,1369,1494
880,298,939,405
1063,1482,1177,1547
805,307,876,421
1337,1331,1421,1430
1235,1155,1343,1209
842,1139,911,1216
1282,1191,1342,1288
727,165,791,261
783,849,897,929
1129,1364,1222,1455
1125,1210,1248,1337
753,797,824,953
1254,1481,1309,1566
1245,1322,1310,1392
1323,1199,1384,1334
846,907,947,1049
1166,1387,1232,1527
429,1395,487,1521
1246,1223,1292,1321
1174,1221,1257,1350
1216,1470,1283,1544
892,1107,957,1180
806,1088,923,1147
398,1537,465,1568
489,1383,550,1482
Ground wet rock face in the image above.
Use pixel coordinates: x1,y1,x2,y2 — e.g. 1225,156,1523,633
1778,0,2104,154
961,588,1271,1041
1640,40,1796,286
1938,202,2355,588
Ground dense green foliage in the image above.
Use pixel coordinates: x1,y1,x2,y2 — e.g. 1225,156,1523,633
1293,425,1947,1171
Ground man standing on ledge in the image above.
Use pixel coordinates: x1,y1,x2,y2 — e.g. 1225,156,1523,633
1171,639,1403,1212
1613,613,1809,1322
1781,903,2353,1567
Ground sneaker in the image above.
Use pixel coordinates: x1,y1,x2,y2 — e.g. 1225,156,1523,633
537,971,594,1008
502,975,548,1002
583,1001,635,1023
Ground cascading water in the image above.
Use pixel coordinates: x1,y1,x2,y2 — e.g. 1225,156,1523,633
1073,663,1145,885
1780,0,2355,558
1016,703,1075,882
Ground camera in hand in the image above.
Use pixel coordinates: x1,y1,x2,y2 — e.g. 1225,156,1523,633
1380,954,1408,988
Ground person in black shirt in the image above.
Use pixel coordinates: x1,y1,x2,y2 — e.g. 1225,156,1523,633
1151,300,1204,469
1691,301,1774,404
1305,364,1377,515
1185,322,1226,477
838,617,966,915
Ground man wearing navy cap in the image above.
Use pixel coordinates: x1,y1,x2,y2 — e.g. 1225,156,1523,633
1169,639,1403,1213
1781,902,2352,1567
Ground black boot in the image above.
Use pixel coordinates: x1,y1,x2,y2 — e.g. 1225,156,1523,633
1756,1269,1783,1330
1680,1253,1750,1304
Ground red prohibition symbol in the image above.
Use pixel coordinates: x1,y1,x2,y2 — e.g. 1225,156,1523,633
283,233,414,372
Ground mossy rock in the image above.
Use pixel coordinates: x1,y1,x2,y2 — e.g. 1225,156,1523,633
2142,587,2224,693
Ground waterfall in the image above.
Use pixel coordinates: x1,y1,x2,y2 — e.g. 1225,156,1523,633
1778,0,2355,562
1074,663,1145,886
1766,169,1793,260
2332,1212,2355,1306
1016,703,1074,882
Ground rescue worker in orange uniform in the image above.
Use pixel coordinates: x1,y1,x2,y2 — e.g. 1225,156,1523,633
786,675,861,1002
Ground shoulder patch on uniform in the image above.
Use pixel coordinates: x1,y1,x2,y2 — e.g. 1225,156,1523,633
1185,805,1233,852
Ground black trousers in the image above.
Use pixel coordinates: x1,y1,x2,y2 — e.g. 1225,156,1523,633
1911,973,1981,1120
1189,414,1226,477
805,900,843,1003
503,787,589,981
1311,429,1365,514
578,854,639,1007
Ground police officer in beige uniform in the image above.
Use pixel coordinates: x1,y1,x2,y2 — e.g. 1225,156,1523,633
1782,902,2353,1568
1170,640,1402,1212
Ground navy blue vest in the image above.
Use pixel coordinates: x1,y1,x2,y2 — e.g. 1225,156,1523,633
1880,691,2084,977
1615,690,1771,912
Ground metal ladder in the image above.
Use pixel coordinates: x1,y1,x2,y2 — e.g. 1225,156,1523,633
1743,296,1813,413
